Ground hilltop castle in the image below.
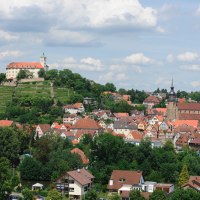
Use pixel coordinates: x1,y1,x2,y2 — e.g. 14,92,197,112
6,53,49,80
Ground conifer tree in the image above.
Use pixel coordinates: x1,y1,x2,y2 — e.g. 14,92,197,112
178,163,189,187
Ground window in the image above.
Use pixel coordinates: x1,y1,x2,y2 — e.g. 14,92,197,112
69,188,74,192
69,180,74,184
119,178,125,182
84,186,88,192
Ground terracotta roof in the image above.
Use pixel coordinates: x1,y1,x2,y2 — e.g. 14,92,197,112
174,124,196,134
173,120,198,128
122,95,131,101
178,102,200,111
37,124,51,133
67,168,94,186
71,118,101,130
178,98,186,103
71,148,89,164
189,138,200,145
0,120,14,127
7,62,43,69
143,95,160,104
130,131,143,140
155,108,167,115
107,170,142,190
182,176,200,190
179,113,200,120
114,113,129,118
72,139,79,145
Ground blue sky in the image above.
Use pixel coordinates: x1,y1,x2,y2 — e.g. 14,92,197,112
1,0,200,91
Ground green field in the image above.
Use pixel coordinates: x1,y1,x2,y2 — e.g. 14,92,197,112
54,87,74,104
0,86,14,114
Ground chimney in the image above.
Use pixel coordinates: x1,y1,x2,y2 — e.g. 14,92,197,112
109,180,113,185
77,169,80,173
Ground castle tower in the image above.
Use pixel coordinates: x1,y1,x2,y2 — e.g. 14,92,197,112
40,53,49,71
166,79,179,121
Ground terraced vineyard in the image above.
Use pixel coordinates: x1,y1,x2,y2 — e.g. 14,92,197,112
54,87,74,104
15,81,51,98
0,86,14,114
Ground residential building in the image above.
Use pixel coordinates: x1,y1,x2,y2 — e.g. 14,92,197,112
182,176,200,191
63,103,85,114
55,168,94,200
0,120,14,127
35,124,51,139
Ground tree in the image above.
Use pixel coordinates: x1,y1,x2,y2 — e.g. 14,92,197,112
149,190,167,200
104,83,116,92
0,157,12,199
170,188,200,200
108,193,121,200
17,70,29,80
38,68,46,78
46,189,63,200
129,190,145,200
0,127,20,164
22,188,34,200
85,189,98,200
0,73,6,84
178,163,189,187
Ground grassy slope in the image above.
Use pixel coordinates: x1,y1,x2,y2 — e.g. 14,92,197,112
0,81,74,114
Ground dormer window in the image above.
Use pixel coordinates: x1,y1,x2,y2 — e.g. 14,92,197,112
119,178,125,182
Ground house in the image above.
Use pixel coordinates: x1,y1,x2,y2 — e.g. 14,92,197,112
63,114,80,125
182,176,200,191
63,103,85,114
155,183,174,194
113,113,129,121
113,121,137,136
71,148,89,165
6,54,48,80
107,170,144,194
0,120,14,127
55,168,94,200
143,96,160,109
35,124,51,139
71,118,103,133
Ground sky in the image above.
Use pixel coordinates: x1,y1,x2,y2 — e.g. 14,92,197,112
1,0,200,92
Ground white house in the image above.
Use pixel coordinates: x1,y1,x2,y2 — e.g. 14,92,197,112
55,168,94,200
63,103,85,114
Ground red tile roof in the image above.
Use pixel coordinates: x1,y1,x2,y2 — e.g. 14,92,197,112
114,113,129,118
179,113,200,120
71,148,89,164
7,62,43,69
130,131,143,140
71,118,101,130
0,120,13,127
67,168,94,186
182,176,200,190
37,124,51,133
107,170,142,190
178,102,200,111
155,108,167,115
173,120,198,128
143,95,160,104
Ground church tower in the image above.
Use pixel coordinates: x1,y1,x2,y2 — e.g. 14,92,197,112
166,79,179,121
40,53,49,71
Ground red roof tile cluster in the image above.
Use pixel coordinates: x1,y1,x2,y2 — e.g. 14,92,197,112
114,113,129,118
122,95,131,101
143,95,160,104
37,124,51,133
64,103,83,109
173,120,198,128
71,118,101,130
179,113,200,120
182,176,200,190
107,170,142,190
178,102,200,111
71,148,89,164
0,120,13,127
7,62,43,69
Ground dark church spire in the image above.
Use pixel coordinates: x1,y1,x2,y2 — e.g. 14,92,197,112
169,78,176,102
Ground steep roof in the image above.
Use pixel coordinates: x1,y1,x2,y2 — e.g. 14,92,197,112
113,121,137,130
67,168,94,185
182,176,200,190
107,170,143,190
7,62,43,69
178,102,200,111
143,95,160,104
179,113,200,120
114,113,129,118
173,120,198,128
71,148,89,164
71,118,101,130
0,120,14,127
37,124,51,133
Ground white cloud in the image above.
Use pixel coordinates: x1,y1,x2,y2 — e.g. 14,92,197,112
166,54,174,62
124,53,153,64
191,81,200,87
62,57,76,64
99,72,113,82
109,65,126,72
180,64,200,71
177,52,199,62
0,30,18,41
156,26,165,33
0,50,23,60
80,57,102,68
195,5,200,16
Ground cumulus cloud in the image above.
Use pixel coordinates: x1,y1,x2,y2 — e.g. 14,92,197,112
177,52,199,62
116,73,128,81
0,30,18,41
51,56,104,72
191,81,200,87
124,53,153,64
0,50,23,60
166,54,174,62
99,72,114,82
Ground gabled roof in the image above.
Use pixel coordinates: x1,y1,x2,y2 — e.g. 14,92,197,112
7,62,43,69
113,121,137,130
114,113,129,118
143,95,160,104
107,170,143,190
173,120,198,128
182,176,200,190
0,120,14,127
37,124,51,133
67,168,94,185
130,131,143,140
71,118,101,130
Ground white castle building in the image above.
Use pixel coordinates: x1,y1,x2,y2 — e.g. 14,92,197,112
6,53,49,80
